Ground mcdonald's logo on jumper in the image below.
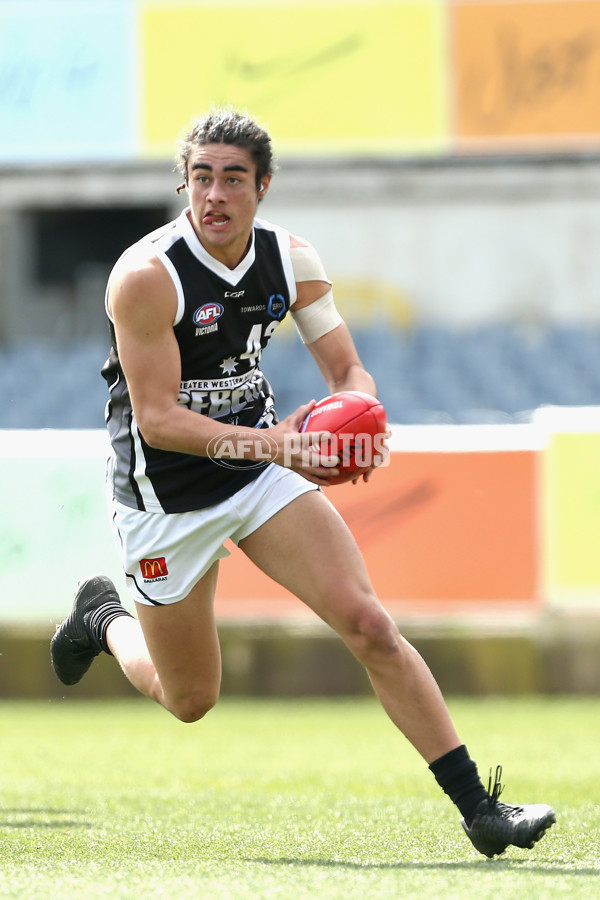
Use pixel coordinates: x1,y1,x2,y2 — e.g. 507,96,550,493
140,557,168,580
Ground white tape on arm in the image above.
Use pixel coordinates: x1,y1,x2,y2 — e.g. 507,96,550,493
290,245,332,284
290,289,343,344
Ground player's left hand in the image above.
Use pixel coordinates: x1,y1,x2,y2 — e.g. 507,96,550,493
351,423,391,485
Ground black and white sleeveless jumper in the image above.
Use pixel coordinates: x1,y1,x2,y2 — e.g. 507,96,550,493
102,209,297,514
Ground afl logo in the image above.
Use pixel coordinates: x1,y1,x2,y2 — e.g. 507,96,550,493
193,303,224,325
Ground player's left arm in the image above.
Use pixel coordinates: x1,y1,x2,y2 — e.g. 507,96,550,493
303,308,376,398
289,235,388,481
298,288,388,483
289,234,376,396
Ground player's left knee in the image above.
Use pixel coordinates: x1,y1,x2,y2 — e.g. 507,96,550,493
346,604,401,663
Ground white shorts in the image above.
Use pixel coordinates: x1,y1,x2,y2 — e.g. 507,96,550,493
109,464,318,606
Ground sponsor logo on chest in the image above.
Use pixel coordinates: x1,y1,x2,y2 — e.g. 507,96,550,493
193,289,287,337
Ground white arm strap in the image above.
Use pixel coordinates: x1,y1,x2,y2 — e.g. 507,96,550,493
289,243,340,343
290,244,332,284
290,289,343,344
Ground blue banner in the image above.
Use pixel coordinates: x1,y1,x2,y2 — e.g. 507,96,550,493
0,0,136,163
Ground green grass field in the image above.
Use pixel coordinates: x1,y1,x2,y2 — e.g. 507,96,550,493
1,696,599,899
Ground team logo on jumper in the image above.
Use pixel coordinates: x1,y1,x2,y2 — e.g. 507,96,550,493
268,294,286,320
140,557,169,581
194,303,224,335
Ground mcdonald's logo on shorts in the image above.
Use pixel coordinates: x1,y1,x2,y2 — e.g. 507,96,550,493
140,557,169,580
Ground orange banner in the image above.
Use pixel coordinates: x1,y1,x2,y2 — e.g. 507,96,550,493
215,449,540,621
453,0,600,149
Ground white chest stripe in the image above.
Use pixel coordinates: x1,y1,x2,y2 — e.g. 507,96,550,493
131,418,164,512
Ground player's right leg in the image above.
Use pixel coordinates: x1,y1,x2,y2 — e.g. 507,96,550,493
119,564,222,722
51,563,222,723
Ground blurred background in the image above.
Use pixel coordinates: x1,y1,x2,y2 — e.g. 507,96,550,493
1,0,600,696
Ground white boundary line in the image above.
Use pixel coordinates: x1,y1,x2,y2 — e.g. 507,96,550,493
387,424,545,452
2,408,599,459
0,429,111,459
0,423,545,458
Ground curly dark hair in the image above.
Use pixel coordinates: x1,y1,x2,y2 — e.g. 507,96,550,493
175,108,276,190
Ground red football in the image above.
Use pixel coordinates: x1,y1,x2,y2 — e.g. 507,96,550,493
301,391,388,485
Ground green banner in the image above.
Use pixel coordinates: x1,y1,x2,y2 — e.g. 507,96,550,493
1,435,128,624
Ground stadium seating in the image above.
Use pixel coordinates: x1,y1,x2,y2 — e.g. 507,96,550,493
1,324,599,428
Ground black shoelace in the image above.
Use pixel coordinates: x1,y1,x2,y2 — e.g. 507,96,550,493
487,765,504,806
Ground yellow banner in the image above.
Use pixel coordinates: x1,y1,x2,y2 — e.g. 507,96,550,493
140,1,449,156
544,430,600,600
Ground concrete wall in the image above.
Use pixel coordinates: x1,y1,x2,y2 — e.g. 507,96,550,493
5,615,600,699
1,156,599,346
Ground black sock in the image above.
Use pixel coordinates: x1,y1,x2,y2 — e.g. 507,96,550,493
429,745,489,826
86,603,133,656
